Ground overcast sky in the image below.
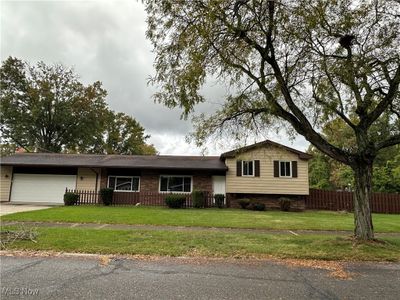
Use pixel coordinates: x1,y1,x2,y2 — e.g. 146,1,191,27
1,0,309,155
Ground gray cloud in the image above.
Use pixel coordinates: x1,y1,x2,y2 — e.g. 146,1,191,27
1,0,309,155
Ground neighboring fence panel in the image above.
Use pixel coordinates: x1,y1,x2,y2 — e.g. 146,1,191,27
66,189,215,208
305,189,400,213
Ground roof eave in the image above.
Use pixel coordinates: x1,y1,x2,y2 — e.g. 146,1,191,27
220,140,313,160
0,162,228,171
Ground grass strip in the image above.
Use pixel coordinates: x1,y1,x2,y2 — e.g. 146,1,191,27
2,226,400,261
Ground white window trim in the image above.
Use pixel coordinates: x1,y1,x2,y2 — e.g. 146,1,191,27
159,175,193,194
279,161,292,178
107,175,140,192
242,160,255,177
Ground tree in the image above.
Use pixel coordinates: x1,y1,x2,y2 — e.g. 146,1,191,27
1,57,157,155
1,57,108,153
308,119,400,192
307,147,332,190
372,150,400,193
93,110,157,155
146,0,400,240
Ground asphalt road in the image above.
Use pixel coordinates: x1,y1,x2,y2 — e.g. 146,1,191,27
1,255,399,300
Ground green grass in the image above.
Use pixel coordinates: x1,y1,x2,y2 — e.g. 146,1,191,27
3,226,400,261
2,206,399,232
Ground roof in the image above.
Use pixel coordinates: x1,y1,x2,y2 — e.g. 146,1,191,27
220,140,312,160
0,153,228,171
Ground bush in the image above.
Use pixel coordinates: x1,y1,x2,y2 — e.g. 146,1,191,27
99,188,114,206
279,197,292,211
63,192,79,206
214,194,225,208
238,198,250,209
251,202,266,211
192,190,206,208
165,194,186,208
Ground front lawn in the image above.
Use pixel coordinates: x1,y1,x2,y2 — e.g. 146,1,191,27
2,206,399,232
2,227,400,261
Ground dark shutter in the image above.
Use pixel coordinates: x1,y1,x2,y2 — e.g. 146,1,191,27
236,160,242,176
292,161,298,177
254,160,260,177
273,160,279,177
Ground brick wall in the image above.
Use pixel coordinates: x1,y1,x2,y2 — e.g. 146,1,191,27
99,169,213,193
193,174,213,192
140,171,160,192
227,193,305,211
99,168,108,189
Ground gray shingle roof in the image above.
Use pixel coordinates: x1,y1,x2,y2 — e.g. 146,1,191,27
0,153,227,171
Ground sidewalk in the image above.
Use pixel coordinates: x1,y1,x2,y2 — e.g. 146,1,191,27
2,220,399,237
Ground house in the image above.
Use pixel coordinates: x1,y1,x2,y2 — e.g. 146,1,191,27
0,140,311,209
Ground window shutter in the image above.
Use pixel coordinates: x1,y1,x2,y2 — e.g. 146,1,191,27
255,160,260,177
273,160,279,177
236,160,242,176
292,161,298,177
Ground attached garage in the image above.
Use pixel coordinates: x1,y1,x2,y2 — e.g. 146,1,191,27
10,174,76,204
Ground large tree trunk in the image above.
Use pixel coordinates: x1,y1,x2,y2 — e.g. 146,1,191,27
353,163,374,240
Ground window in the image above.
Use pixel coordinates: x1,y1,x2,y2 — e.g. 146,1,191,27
160,176,192,193
279,161,292,177
242,160,254,176
108,176,140,191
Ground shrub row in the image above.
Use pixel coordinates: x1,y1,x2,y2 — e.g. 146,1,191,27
165,194,186,208
64,188,114,206
237,197,294,211
238,199,266,211
165,192,226,209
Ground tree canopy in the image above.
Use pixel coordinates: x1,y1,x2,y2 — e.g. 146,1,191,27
308,118,400,193
146,0,400,239
0,57,156,155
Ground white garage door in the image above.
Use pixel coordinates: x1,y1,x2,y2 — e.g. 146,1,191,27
10,174,76,204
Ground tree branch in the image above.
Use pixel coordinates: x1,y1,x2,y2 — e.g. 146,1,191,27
376,134,400,150
363,63,400,128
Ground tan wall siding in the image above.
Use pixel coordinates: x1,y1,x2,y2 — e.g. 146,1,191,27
0,166,13,202
76,168,100,191
225,146,309,195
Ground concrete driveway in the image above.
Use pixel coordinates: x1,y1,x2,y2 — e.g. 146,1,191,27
0,203,52,216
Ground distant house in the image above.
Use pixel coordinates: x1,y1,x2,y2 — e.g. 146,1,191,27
0,140,311,209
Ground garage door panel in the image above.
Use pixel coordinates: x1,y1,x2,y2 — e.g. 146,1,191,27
11,174,76,203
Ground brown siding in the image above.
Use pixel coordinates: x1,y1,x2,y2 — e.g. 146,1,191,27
0,166,13,202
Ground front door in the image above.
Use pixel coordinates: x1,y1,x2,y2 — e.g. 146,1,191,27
212,176,226,197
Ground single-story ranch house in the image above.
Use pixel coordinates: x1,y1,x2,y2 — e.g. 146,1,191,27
0,140,312,209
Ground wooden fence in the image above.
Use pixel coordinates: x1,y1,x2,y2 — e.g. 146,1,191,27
305,189,400,214
66,189,216,208
66,188,400,213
